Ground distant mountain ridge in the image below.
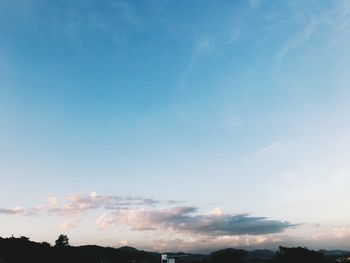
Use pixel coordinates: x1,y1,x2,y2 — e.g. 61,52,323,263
319,249,350,257
0,236,349,263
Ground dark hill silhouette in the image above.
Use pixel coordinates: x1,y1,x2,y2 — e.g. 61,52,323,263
0,235,345,263
245,250,275,263
319,249,350,258
0,236,159,263
209,248,246,263
118,246,140,252
268,246,335,263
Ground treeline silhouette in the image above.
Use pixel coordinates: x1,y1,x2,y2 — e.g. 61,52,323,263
0,235,159,263
0,235,346,263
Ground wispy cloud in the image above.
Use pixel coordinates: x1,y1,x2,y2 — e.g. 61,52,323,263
275,18,317,62
179,36,212,92
244,141,282,163
45,192,158,217
256,142,281,157
249,0,262,10
275,1,350,62
110,1,142,27
329,0,350,47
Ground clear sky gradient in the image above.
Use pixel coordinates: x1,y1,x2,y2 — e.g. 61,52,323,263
1,0,350,253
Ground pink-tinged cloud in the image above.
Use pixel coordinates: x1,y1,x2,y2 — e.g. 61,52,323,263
0,192,295,236
46,192,158,217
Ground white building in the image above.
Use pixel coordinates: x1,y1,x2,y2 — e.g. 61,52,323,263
161,254,187,263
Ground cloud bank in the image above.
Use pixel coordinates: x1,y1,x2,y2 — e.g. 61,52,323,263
0,192,295,237
97,205,295,236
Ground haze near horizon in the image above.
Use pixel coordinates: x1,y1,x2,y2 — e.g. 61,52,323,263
1,0,350,253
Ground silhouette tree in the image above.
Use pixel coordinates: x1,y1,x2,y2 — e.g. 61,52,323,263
19,236,30,242
54,234,69,248
269,246,332,263
41,241,51,248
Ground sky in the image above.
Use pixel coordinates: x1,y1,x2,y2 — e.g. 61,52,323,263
1,0,350,253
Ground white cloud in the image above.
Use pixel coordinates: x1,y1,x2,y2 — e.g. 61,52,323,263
209,208,224,216
120,240,129,246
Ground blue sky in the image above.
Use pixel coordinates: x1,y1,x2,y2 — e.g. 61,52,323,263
1,0,350,253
